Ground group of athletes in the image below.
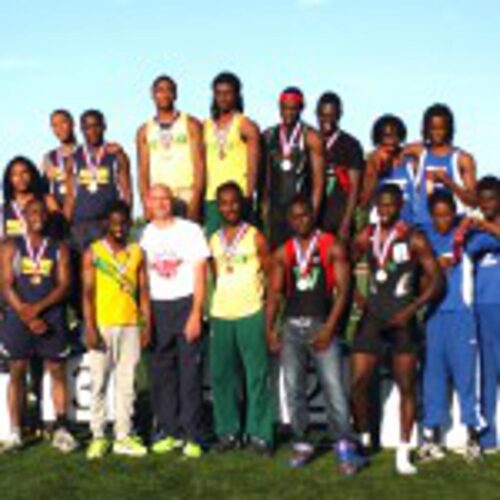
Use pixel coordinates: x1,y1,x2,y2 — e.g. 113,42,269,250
1,71,500,477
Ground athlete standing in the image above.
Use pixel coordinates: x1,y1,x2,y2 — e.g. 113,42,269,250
137,75,205,220
263,87,324,248
203,72,261,235
350,184,442,475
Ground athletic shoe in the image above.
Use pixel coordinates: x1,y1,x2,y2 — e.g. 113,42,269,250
483,447,500,455
151,435,183,455
417,442,446,463
113,436,148,458
396,444,418,475
247,436,273,457
464,439,482,464
212,435,241,453
52,427,78,454
0,433,22,453
182,441,202,459
334,439,366,476
289,442,315,468
86,438,110,460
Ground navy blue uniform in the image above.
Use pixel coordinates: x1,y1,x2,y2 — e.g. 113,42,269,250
467,230,500,448
1,238,69,361
70,145,120,251
423,224,484,430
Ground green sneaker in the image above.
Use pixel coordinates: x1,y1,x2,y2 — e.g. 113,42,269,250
183,441,202,459
86,438,109,460
113,436,148,458
151,436,184,455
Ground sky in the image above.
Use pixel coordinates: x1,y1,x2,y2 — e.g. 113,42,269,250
1,0,499,201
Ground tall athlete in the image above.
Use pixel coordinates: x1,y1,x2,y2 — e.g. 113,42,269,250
350,184,442,475
267,195,363,474
209,182,274,455
405,104,476,229
361,115,415,224
316,92,364,239
137,75,205,220
40,109,77,213
263,87,324,248
418,191,484,462
0,199,76,453
66,110,132,252
203,72,261,235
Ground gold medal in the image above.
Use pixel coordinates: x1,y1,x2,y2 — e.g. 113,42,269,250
31,274,42,286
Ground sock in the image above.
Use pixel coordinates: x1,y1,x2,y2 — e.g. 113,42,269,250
360,432,371,448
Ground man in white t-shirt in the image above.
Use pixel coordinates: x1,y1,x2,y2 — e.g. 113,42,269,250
140,184,209,459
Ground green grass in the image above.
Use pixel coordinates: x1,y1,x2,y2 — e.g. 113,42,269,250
1,442,500,500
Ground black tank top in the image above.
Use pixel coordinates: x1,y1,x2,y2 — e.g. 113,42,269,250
366,224,417,321
284,242,331,319
265,123,312,208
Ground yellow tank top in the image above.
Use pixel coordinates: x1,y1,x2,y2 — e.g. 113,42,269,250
92,240,143,327
204,113,248,201
210,224,263,319
146,113,194,199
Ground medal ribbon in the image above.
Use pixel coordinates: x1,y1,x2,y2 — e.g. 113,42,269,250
83,143,106,184
156,112,179,146
25,236,48,277
11,202,27,233
293,230,320,277
219,223,249,264
372,223,400,270
214,115,234,159
279,121,302,159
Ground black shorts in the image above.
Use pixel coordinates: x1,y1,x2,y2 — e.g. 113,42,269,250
351,312,420,357
0,310,70,362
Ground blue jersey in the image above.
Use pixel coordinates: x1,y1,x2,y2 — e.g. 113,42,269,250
425,223,473,313
466,230,500,306
378,160,414,224
72,145,120,223
413,148,463,228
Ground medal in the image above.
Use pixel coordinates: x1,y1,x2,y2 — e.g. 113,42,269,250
279,121,302,170
293,230,320,292
219,223,249,274
25,236,48,287
281,159,292,171
156,112,179,149
83,143,106,193
372,222,399,284
214,115,234,160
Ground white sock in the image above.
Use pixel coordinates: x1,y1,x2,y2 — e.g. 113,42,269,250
396,442,417,475
360,432,371,448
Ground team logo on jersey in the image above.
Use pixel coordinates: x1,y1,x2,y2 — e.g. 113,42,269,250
392,243,409,264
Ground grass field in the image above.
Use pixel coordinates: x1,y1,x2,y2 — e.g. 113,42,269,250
2,439,500,500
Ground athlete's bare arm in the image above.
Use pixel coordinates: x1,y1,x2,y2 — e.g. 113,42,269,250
266,247,285,353
187,116,205,222
136,124,150,217
1,239,26,315
313,239,351,351
402,142,425,159
255,229,270,277
116,146,133,210
341,166,362,239
306,128,325,219
241,117,261,199
359,152,381,209
388,230,443,327
352,226,371,262
138,254,151,348
184,258,206,344
82,248,100,350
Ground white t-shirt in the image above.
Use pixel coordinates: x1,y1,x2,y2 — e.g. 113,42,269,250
140,218,209,301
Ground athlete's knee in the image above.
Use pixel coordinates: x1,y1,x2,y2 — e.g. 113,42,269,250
45,360,66,381
9,360,29,382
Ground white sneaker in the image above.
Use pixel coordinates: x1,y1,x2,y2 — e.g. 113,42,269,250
0,432,22,453
464,440,482,464
52,427,78,453
396,444,418,475
417,442,446,463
